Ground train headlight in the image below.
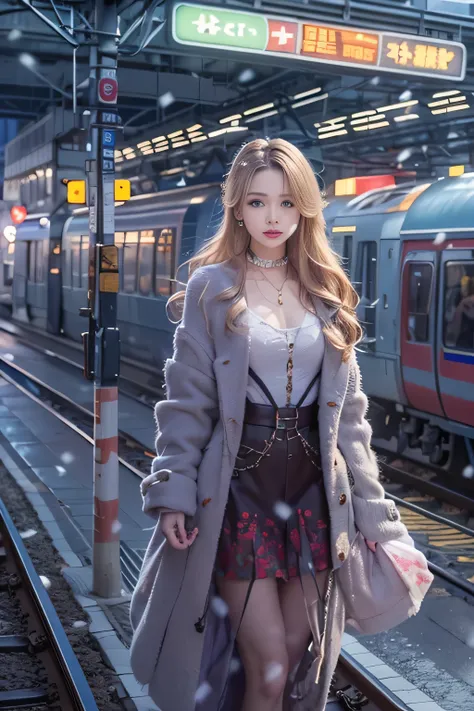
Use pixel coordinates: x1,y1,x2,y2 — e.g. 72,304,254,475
3,225,16,243
39,217,50,228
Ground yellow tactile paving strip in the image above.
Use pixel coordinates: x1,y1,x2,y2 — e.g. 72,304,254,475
399,505,474,583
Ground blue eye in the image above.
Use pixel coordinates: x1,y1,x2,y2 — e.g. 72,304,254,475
249,199,263,207
282,200,294,208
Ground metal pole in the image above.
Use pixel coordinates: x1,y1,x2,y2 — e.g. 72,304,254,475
85,0,122,599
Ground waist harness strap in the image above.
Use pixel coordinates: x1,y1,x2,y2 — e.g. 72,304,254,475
248,367,320,410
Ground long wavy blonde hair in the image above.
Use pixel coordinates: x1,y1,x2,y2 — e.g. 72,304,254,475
169,138,361,361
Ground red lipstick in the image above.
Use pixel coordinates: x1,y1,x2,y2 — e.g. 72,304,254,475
263,230,283,238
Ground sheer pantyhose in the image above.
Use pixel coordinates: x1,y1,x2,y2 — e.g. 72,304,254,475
217,571,329,711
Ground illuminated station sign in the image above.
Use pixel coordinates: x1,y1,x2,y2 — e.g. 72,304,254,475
172,4,466,82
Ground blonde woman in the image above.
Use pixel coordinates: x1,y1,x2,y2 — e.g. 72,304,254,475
130,139,406,711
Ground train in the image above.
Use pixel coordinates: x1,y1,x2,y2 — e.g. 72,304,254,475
1,175,473,476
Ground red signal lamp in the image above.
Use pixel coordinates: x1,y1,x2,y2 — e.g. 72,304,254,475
10,205,27,224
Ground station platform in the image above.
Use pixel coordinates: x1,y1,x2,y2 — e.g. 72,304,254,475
0,359,472,711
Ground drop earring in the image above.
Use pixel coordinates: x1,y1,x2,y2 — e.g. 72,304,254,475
237,219,244,227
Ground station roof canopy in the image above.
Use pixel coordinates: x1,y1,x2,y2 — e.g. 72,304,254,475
1,0,474,178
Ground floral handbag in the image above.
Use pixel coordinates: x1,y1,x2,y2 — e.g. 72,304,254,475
337,531,433,635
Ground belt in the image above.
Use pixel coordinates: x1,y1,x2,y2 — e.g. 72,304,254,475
243,399,318,430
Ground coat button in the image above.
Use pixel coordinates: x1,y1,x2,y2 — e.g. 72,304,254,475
339,493,347,505
223,360,230,365
327,401,337,408
338,551,345,562
202,498,212,507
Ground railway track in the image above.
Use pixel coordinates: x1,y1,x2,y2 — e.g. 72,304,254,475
0,339,456,711
0,496,99,710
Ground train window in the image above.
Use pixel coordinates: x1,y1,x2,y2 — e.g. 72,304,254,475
444,261,474,352
115,232,125,291
138,230,154,296
343,235,353,276
35,240,46,283
27,242,36,282
81,235,89,287
355,241,377,338
407,263,433,343
123,231,138,293
71,235,81,288
155,227,175,296
63,238,71,287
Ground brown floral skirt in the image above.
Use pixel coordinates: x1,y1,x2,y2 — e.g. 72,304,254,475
216,399,330,582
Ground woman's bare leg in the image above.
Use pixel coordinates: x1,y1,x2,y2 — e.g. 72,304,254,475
217,577,288,711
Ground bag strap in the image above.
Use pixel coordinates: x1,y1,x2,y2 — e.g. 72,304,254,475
296,370,320,409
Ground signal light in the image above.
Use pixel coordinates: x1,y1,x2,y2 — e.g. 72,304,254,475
114,179,131,201
67,180,86,204
449,165,465,177
10,206,27,224
335,175,395,197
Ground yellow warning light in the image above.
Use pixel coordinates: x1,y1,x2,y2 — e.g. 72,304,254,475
335,177,357,197
449,165,465,177
67,180,86,204
114,179,131,201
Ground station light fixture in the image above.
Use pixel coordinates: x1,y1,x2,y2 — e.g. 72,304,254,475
10,205,27,224
394,114,419,123
432,90,461,99
186,124,202,132
449,165,465,177
291,93,328,109
219,113,242,124
243,102,274,116
292,87,322,100
319,129,348,140
377,100,418,112
245,109,278,123
3,225,16,242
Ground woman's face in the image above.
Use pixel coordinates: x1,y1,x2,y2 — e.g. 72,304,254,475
237,167,300,257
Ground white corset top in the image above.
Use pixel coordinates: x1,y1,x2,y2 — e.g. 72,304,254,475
244,309,324,408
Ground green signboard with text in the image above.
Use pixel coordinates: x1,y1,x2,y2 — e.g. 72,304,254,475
172,3,466,82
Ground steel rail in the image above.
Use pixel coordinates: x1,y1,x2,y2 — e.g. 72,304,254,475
0,356,146,479
0,319,162,402
339,650,411,711
379,457,474,514
0,497,99,710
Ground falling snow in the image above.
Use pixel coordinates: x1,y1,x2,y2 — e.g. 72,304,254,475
60,452,75,465
111,520,122,534
159,91,175,109
20,529,37,540
55,465,67,476
8,28,22,41
273,501,292,521
397,147,413,163
210,596,229,618
3,353,14,361
264,661,285,683
194,681,212,704
399,89,412,101
462,465,474,479
39,575,52,590
72,620,88,628
433,232,447,245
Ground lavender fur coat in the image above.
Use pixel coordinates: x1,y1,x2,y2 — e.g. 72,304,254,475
129,261,408,711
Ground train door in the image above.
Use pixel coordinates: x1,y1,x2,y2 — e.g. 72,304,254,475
377,239,399,355
436,249,474,426
400,250,443,416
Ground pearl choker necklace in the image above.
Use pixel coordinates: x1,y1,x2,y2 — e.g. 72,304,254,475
246,248,288,269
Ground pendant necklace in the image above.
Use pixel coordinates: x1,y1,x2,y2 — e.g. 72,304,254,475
258,268,289,306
